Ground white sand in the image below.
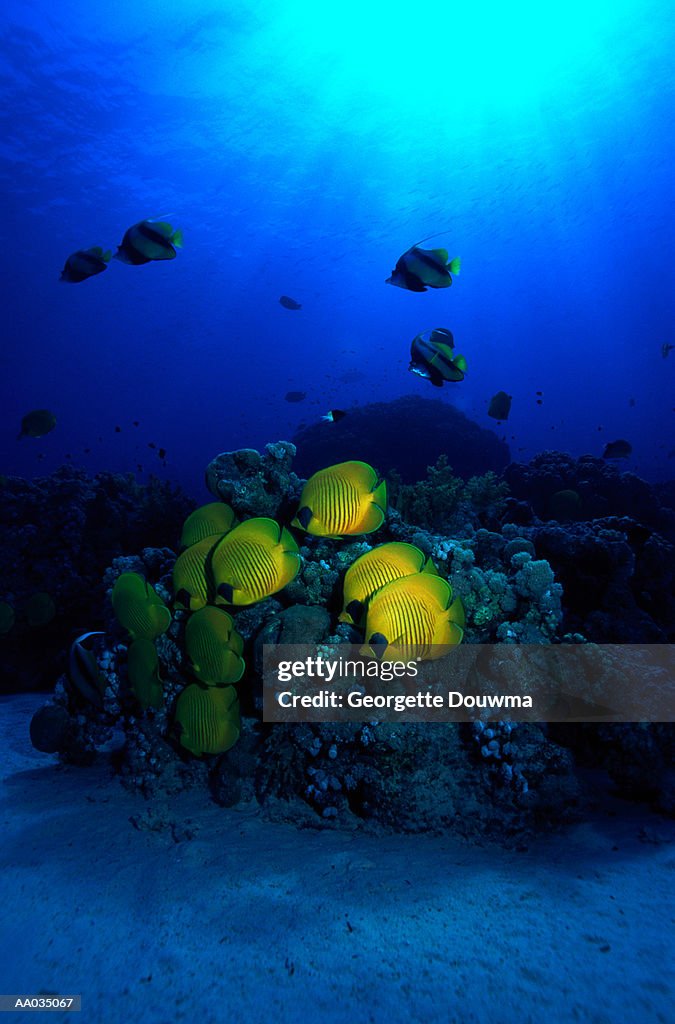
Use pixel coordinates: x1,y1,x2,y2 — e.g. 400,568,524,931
1,694,672,1024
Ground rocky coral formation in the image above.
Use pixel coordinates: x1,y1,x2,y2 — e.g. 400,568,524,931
291,395,511,482
0,467,192,694
505,451,675,539
205,442,302,521
25,444,675,839
391,455,509,532
532,518,675,641
501,452,675,641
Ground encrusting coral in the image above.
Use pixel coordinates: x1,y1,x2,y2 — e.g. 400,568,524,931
27,442,673,839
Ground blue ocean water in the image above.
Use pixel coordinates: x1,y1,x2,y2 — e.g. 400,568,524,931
1,0,673,498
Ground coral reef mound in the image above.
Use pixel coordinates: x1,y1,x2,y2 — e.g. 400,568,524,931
291,396,511,482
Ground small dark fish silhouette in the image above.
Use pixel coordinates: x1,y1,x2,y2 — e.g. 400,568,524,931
18,409,57,439
279,295,302,310
322,409,346,423
487,391,512,421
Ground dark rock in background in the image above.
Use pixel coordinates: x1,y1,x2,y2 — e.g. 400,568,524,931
291,396,511,482
0,467,192,694
502,452,675,641
505,451,675,539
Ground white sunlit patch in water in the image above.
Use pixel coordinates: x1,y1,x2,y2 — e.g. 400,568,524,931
262,0,640,112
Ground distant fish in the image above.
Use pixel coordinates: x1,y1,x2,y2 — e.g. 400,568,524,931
18,409,57,439
285,390,307,403
279,295,302,310
661,343,674,359
409,327,467,387
628,397,636,407
603,439,632,460
115,219,183,265
387,237,460,292
322,409,346,423
487,391,512,421
60,246,112,283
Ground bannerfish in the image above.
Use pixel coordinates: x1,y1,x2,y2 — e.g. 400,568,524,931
387,240,460,292
322,409,346,423
487,391,512,421
292,460,386,538
60,247,112,283
115,219,183,265
280,295,302,310
68,630,106,708
18,409,57,439
409,327,467,386
285,391,307,403
603,439,632,460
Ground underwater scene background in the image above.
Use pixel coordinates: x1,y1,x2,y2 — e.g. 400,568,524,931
2,0,674,493
1,2,674,1023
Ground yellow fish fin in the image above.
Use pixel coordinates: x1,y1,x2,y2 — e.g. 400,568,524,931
448,595,465,629
371,477,387,508
423,557,439,575
449,257,461,275
343,460,380,491
406,572,452,608
453,355,468,372
280,526,299,554
233,517,282,544
359,502,386,534
279,549,302,588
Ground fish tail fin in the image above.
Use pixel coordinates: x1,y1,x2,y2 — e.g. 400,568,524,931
172,229,184,248
102,249,113,262
449,257,461,275
448,595,465,629
359,501,386,534
372,478,387,511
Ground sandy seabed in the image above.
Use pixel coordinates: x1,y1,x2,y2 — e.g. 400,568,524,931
0,695,673,1024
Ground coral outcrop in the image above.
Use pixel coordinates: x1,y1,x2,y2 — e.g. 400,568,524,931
291,396,511,482
0,467,191,694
